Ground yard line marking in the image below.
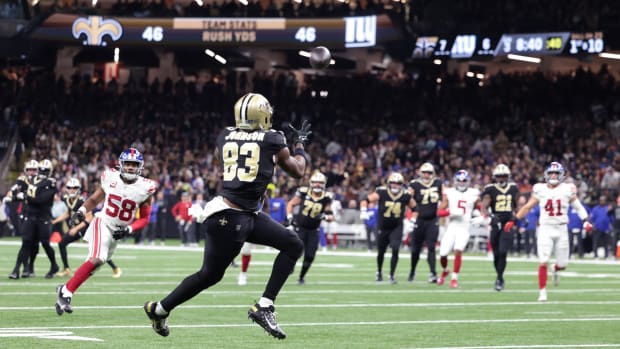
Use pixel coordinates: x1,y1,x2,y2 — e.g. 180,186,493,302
0,241,618,265
407,345,620,349
3,288,620,295
0,329,103,342
3,300,620,311
2,317,620,331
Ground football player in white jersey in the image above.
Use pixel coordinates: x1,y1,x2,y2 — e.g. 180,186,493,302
507,162,592,302
436,170,481,288
55,148,157,315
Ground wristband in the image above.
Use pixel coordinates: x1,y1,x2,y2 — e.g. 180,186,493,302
293,147,306,157
78,206,87,214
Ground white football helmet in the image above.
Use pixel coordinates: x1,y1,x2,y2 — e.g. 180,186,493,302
492,163,510,187
234,93,273,131
544,162,565,186
419,162,435,184
310,171,327,193
66,177,81,198
454,170,471,192
38,159,53,178
387,172,404,194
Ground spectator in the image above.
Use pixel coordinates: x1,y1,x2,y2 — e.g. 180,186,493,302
590,195,613,259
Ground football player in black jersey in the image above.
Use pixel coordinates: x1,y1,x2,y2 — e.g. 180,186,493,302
286,171,334,285
144,92,309,340
481,164,519,291
408,162,443,283
361,172,415,284
9,159,59,279
7,159,38,278
52,178,122,278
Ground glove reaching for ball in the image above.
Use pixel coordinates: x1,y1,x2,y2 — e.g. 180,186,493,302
309,46,332,69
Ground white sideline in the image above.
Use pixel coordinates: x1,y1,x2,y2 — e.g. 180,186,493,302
1,316,620,331
2,300,620,311
0,241,618,264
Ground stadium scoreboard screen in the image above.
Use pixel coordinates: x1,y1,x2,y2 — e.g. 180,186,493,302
30,13,401,49
412,32,605,59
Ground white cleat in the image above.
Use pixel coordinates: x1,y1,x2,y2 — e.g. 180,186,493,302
538,288,547,302
238,272,247,286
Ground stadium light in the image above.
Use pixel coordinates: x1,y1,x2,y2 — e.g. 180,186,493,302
507,54,541,64
599,52,620,60
214,55,227,64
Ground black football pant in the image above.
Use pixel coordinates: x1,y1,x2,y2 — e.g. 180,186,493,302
295,226,320,281
13,217,58,275
409,217,439,278
161,210,303,312
490,219,514,283
377,224,403,277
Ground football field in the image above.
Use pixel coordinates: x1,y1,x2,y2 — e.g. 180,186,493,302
1,240,619,349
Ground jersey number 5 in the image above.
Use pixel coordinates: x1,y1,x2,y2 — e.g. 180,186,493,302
106,194,137,221
222,142,260,182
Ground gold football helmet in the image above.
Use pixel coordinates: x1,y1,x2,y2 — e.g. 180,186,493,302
387,172,404,194
492,163,510,187
310,171,327,193
38,159,53,178
419,162,435,184
234,93,273,131
24,159,39,174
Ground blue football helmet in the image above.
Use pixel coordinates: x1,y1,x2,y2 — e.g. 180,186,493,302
544,161,565,185
454,170,471,192
119,148,144,181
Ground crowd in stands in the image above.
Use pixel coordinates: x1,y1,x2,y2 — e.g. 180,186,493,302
1,62,620,254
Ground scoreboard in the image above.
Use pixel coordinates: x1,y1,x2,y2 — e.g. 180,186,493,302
412,32,605,59
29,13,401,49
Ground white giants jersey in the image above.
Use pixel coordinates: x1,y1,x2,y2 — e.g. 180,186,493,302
533,182,576,225
96,169,157,227
445,187,480,224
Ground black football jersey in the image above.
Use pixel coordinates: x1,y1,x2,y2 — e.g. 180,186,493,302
409,178,443,219
482,182,519,222
293,187,332,230
62,195,85,214
11,175,33,196
22,176,57,219
376,187,411,229
217,127,287,211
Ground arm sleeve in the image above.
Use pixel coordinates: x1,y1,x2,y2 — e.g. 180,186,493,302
570,199,589,221
130,204,152,232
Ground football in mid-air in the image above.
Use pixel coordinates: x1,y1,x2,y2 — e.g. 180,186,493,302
309,46,332,69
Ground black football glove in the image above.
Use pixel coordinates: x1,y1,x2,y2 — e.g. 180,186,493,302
288,120,312,146
69,210,86,228
112,226,131,240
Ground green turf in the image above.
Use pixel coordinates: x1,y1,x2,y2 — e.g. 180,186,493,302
0,239,619,349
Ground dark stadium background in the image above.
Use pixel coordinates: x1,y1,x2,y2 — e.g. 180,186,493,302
1,0,620,248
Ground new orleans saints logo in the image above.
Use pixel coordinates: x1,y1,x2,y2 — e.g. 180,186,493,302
72,16,123,46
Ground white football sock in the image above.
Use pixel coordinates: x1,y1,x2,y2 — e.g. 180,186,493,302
258,297,274,308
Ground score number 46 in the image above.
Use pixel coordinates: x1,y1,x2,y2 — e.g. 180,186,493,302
142,26,164,42
295,26,317,42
